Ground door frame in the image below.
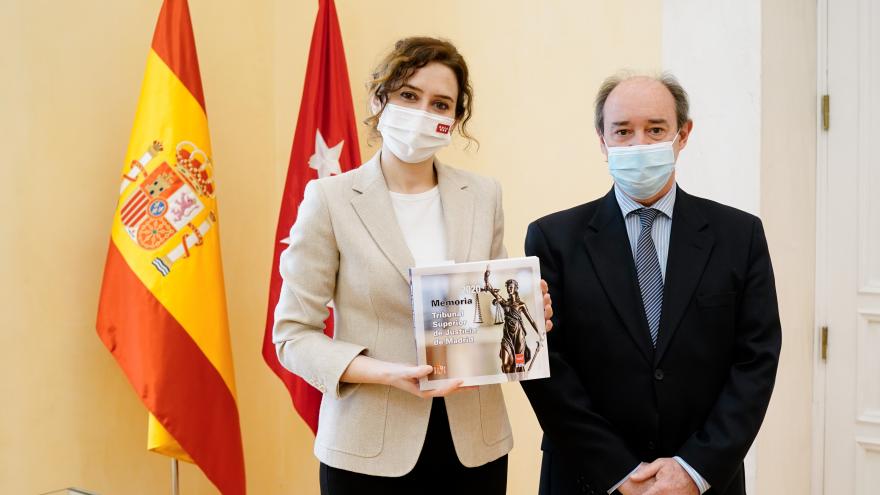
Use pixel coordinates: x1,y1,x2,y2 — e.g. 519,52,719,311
812,0,829,493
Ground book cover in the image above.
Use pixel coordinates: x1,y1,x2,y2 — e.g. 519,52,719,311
410,256,550,390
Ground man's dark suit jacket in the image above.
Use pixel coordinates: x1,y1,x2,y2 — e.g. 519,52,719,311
521,186,781,495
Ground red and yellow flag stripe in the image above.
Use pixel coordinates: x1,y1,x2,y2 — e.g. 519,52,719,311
96,1,245,493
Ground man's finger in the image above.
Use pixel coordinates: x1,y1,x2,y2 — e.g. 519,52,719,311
630,460,662,482
642,483,663,495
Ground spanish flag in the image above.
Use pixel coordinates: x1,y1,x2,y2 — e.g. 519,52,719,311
96,1,245,493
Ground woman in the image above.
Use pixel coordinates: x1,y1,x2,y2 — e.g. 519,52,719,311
273,37,552,494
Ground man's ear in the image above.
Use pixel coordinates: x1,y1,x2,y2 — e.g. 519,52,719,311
597,129,609,160
677,120,694,151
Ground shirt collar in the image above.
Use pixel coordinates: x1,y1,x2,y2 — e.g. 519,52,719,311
614,183,677,219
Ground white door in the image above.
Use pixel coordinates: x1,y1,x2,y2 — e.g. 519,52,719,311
819,0,880,493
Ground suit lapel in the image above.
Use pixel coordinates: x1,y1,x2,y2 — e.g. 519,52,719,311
583,189,654,363
655,188,714,363
436,160,474,263
350,154,414,283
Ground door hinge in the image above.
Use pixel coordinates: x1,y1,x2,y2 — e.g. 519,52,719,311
821,325,829,361
822,95,830,131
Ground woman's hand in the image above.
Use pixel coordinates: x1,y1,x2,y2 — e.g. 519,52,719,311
383,362,467,398
541,279,554,333
341,355,467,398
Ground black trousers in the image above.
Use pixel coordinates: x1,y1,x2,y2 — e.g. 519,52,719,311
319,398,508,495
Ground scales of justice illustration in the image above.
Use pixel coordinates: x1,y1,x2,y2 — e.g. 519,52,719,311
472,264,545,374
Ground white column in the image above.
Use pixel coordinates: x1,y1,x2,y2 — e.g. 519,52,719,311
662,1,762,493
662,0,762,216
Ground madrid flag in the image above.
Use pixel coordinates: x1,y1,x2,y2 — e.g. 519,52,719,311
96,1,245,493
262,0,362,433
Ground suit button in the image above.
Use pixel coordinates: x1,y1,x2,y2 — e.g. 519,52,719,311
654,369,665,381
647,441,656,450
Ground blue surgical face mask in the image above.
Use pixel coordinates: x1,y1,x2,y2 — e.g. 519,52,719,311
606,134,679,200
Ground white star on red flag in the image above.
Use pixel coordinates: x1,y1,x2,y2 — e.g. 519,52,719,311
308,129,344,178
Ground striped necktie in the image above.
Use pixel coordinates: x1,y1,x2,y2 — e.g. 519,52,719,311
635,208,663,347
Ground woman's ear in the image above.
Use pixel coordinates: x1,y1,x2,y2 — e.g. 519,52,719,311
369,96,382,116
449,119,459,135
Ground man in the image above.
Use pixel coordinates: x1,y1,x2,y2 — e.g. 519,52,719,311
521,73,781,495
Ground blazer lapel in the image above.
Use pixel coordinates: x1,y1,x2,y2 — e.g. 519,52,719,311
583,189,654,363
350,154,415,283
655,188,714,363
436,160,474,263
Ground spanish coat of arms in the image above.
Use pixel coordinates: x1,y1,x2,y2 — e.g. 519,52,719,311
117,140,216,276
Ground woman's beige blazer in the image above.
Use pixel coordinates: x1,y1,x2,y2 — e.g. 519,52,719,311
273,152,513,476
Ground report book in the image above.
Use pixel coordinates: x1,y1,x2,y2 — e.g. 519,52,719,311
409,256,550,390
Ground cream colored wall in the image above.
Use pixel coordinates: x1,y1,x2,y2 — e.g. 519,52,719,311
1,1,661,494
757,0,817,493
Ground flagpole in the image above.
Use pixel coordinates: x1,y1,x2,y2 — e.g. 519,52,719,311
171,459,179,495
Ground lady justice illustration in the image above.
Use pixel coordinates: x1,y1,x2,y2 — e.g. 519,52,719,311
480,266,546,373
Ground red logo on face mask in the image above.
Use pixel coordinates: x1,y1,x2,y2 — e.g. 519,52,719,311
435,123,450,135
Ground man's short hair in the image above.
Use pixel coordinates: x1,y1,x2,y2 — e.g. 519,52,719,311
593,72,690,133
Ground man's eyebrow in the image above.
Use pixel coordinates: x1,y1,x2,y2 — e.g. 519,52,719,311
611,119,670,126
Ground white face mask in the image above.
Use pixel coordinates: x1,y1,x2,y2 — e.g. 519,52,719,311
377,103,454,163
606,134,679,200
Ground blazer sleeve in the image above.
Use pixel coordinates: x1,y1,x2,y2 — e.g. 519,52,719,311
490,179,507,259
521,220,642,491
677,217,782,489
273,180,366,399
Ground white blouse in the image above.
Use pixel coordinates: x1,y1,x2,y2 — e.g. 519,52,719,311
388,186,448,266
